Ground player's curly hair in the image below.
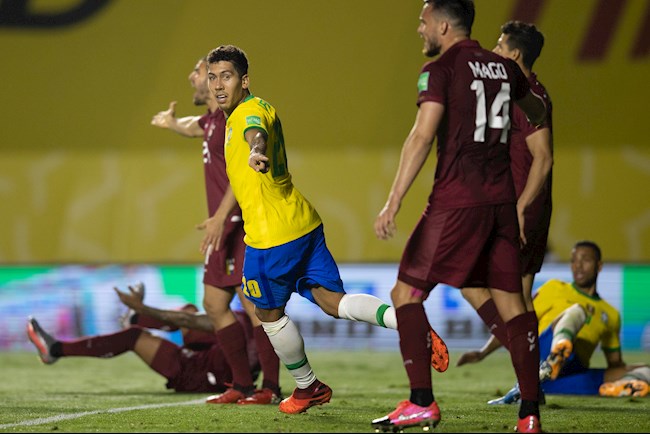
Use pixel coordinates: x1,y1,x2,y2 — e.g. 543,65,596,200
207,45,249,77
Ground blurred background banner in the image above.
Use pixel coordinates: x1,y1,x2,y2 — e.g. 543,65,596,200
1,263,648,352
1,0,649,263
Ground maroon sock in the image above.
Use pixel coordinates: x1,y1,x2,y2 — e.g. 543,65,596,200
60,327,142,358
132,314,178,331
253,325,281,395
215,321,254,392
506,311,540,402
476,299,510,351
397,303,432,390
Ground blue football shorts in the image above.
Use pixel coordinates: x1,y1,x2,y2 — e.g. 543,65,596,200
241,224,345,309
539,325,605,395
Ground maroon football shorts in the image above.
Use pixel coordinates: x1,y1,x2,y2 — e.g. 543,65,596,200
203,220,246,289
151,339,230,393
520,208,551,275
398,203,523,293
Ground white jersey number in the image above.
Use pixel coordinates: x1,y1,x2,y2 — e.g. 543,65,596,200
470,80,511,144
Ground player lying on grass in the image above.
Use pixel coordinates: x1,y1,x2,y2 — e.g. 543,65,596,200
457,240,650,403
26,283,277,402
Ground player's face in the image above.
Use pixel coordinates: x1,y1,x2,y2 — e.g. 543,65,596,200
207,61,249,115
493,34,517,60
418,4,442,57
189,60,211,106
570,246,601,289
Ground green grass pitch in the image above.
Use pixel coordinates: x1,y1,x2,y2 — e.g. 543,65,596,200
1,350,648,432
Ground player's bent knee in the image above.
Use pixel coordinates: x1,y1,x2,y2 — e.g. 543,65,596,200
566,303,587,318
459,287,491,309
312,287,343,318
261,315,290,336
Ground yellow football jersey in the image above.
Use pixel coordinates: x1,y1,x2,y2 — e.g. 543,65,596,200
533,279,621,366
224,95,322,248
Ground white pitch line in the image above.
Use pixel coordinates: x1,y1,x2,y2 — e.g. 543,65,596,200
0,398,205,430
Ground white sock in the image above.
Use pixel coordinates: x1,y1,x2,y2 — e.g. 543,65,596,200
552,303,586,348
337,293,396,329
261,315,316,389
622,366,650,383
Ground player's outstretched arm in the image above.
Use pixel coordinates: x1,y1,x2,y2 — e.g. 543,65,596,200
114,286,214,332
151,101,203,138
456,334,503,367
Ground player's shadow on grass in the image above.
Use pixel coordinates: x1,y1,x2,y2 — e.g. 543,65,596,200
543,400,647,413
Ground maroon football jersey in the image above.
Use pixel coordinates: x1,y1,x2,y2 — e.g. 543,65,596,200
417,39,530,209
198,110,242,219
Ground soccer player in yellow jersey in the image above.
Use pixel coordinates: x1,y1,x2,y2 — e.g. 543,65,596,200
458,240,649,402
204,44,418,415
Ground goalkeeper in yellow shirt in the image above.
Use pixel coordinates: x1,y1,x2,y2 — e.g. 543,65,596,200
457,240,649,402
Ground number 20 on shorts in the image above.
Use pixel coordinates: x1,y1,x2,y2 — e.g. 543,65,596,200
242,277,262,298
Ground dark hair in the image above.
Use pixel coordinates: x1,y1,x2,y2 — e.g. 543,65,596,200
500,20,545,69
573,240,602,262
207,45,249,77
424,0,475,35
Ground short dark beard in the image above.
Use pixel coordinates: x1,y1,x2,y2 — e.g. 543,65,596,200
424,40,441,57
424,46,441,57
